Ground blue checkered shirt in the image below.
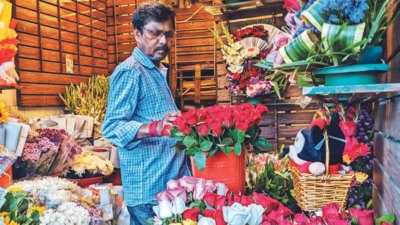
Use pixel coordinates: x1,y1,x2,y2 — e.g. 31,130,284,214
102,48,189,207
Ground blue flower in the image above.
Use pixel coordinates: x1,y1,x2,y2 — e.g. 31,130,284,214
293,26,318,39
296,0,316,19
327,14,339,24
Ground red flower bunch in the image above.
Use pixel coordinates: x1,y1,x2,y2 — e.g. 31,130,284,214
162,104,271,171
343,137,371,163
259,49,271,59
230,68,263,90
232,26,269,42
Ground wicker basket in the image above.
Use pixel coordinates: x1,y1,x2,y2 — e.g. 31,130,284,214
291,130,355,212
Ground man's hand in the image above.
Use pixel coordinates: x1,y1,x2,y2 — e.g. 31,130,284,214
157,112,181,136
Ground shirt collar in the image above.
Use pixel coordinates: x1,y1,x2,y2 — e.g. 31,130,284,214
133,47,156,70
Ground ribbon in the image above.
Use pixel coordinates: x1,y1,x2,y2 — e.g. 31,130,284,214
315,133,346,150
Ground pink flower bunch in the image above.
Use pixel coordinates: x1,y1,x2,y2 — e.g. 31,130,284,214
36,128,66,146
155,176,228,203
21,143,41,162
37,137,58,153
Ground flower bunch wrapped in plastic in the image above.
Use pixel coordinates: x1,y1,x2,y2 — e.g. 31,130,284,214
66,151,114,178
72,199,102,225
48,136,82,176
246,77,273,98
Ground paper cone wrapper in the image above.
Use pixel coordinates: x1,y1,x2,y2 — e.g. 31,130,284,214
279,30,319,63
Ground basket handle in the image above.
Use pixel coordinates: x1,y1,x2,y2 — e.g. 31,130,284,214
324,129,330,177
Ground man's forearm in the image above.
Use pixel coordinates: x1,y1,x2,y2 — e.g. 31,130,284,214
133,124,151,141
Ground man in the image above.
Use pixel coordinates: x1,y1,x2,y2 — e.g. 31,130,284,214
102,2,188,224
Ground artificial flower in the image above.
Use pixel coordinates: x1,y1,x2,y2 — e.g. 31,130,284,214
355,172,368,183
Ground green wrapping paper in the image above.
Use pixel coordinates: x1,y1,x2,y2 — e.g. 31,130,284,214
279,30,320,63
301,0,329,31
321,22,365,65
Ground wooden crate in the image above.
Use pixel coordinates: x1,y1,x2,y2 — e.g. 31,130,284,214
14,0,108,106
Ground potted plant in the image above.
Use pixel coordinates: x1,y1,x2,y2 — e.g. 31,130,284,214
271,0,400,87
162,103,272,194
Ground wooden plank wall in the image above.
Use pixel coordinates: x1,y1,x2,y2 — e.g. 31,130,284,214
106,0,149,73
14,0,108,106
372,5,400,224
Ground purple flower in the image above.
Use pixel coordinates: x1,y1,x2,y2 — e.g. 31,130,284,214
366,165,371,170
249,76,260,85
349,198,355,204
353,195,358,200
369,160,373,164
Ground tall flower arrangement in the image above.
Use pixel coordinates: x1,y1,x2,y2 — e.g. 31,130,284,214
162,104,272,171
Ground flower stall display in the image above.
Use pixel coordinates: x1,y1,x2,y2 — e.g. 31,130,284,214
268,0,400,87
245,152,299,213
211,23,289,102
0,17,19,89
40,202,91,225
64,151,114,182
162,104,271,194
59,75,109,138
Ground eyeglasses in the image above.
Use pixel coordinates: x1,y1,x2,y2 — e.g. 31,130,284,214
142,27,176,40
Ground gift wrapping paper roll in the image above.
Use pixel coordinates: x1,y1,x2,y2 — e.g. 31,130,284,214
300,0,329,31
50,116,67,131
3,122,21,152
110,145,120,168
74,115,94,138
279,30,319,63
65,116,76,135
321,22,366,65
0,125,5,146
14,123,30,156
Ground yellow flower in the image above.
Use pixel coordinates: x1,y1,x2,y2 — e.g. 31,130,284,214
182,219,197,225
343,155,351,165
355,172,368,183
0,212,6,218
80,197,95,206
29,206,46,217
170,223,183,225
1,215,20,225
6,187,21,192
0,102,9,123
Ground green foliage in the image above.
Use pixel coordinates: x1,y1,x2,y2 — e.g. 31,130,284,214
0,191,40,225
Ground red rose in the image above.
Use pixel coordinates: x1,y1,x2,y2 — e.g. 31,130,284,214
276,203,294,217
380,223,392,225
176,116,192,135
322,202,342,223
252,193,279,214
203,192,218,207
203,209,215,217
185,109,198,125
232,73,241,80
210,123,223,136
227,194,241,206
235,122,249,132
339,120,356,137
214,195,227,210
214,209,227,225
328,220,349,225
224,113,234,128
245,114,258,127
256,104,269,115
205,118,215,127
197,124,210,136
261,221,276,225
350,209,375,225
308,217,325,225
161,125,173,137
196,109,209,122
240,195,254,207
234,114,247,122
183,208,201,222
293,212,309,224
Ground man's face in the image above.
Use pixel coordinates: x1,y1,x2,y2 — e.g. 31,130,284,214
134,18,174,61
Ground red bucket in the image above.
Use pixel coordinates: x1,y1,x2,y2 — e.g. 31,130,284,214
0,167,13,188
191,148,246,194
73,176,104,188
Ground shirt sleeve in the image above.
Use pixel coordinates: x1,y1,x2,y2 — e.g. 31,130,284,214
102,67,143,150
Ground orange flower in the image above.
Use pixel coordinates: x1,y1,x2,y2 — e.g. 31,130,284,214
355,172,368,183
343,155,351,165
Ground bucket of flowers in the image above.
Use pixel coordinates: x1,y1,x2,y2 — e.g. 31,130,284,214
260,0,400,87
162,103,272,194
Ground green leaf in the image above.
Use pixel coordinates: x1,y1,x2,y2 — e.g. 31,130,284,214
253,146,260,154
146,218,155,225
298,0,305,8
200,140,213,151
366,199,373,209
273,81,281,99
375,214,395,225
222,137,233,145
341,38,369,52
254,137,273,150
237,130,245,143
253,62,272,69
170,129,186,140
207,146,219,158
1,193,17,212
173,142,185,155
227,130,238,143
186,146,199,156
220,146,231,155
194,151,207,171
189,200,207,210
183,136,198,149
234,143,242,156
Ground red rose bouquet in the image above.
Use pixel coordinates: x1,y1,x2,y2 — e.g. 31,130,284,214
162,103,272,171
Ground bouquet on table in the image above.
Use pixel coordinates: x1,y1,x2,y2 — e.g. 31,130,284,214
162,103,272,171
211,23,288,99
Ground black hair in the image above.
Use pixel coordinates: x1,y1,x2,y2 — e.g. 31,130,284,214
132,2,175,33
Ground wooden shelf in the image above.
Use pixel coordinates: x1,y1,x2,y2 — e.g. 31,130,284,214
0,85,19,92
205,0,284,15
302,83,400,104
181,95,217,101
177,68,214,72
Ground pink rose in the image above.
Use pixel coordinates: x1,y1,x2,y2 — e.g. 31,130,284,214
205,180,216,192
227,194,241,206
193,181,207,200
349,209,375,225
240,195,254,207
203,192,218,207
328,220,349,225
155,190,172,203
168,186,187,203
293,212,309,224
322,202,342,223
214,195,227,210
167,179,181,190
179,176,198,192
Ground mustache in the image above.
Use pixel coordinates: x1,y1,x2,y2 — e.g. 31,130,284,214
154,45,169,53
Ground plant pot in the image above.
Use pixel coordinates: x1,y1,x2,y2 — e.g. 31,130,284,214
104,169,122,185
190,148,246,194
73,176,104,187
246,96,265,104
313,64,391,86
